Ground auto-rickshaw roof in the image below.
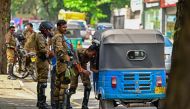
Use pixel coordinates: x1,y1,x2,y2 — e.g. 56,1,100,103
100,29,164,44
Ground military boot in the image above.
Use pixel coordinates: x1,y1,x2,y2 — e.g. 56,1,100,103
59,101,67,109
66,88,76,109
38,82,49,109
39,96,49,109
59,89,70,109
51,100,59,109
82,87,91,109
7,63,16,80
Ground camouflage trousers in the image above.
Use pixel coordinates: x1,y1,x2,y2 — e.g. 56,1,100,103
70,71,91,91
36,58,49,83
6,48,15,63
53,71,70,102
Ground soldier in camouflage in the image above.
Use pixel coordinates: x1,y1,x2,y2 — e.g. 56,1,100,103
51,20,70,109
23,23,36,52
67,45,97,109
5,26,17,80
32,21,54,109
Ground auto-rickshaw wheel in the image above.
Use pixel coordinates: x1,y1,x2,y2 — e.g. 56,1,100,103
152,99,166,109
99,99,114,109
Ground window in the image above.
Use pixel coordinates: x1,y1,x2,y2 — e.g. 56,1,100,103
127,50,146,61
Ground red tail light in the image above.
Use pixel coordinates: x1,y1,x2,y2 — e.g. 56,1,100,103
156,76,162,87
111,76,117,88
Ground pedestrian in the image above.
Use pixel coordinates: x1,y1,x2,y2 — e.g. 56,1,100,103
5,26,17,80
51,20,71,109
67,45,98,109
32,21,54,109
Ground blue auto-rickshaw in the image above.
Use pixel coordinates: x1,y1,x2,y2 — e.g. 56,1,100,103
93,29,166,109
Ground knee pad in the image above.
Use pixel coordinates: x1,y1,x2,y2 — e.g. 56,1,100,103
40,82,47,88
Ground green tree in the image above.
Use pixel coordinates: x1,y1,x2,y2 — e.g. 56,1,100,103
64,0,110,24
40,0,64,21
64,0,130,24
11,0,41,19
11,0,27,17
165,0,190,109
0,0,11,74
111,0,130,9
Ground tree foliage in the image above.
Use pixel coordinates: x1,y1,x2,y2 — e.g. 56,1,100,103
111,0,130,9
11,0,27,16
11,0,41,19
11,0,130,22
64,0,130,24
40,0,64,21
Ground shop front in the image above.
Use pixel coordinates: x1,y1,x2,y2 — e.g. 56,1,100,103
144,0,161,31
160,0,177,39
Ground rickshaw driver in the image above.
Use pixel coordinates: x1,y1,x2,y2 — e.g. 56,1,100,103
67,45,98,109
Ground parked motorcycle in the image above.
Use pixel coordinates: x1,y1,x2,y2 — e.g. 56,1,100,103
13,32,37,81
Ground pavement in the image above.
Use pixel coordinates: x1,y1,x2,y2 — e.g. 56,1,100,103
0,75,98,109
0,75,157,109
0,75,37,109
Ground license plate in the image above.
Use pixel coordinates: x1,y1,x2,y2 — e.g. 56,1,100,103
31,57,37,62
155,87,166,94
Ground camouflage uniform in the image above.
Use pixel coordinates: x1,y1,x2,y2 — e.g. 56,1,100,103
70,48,91,90
23,31,37,68
24,30,36,52
23,29,32,39
5,31,16,62
34,32,49,83
32,32,50,109
5,31,16,79
52,31,69,108
68,48,92,109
